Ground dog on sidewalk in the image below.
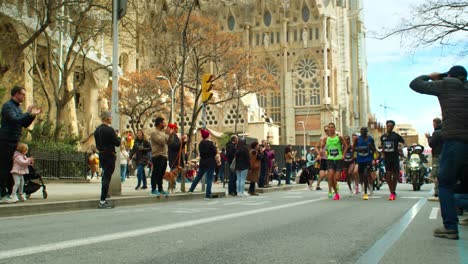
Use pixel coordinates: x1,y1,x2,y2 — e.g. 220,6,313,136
163,167,182,193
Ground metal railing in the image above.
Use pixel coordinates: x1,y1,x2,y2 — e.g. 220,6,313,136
30,150,89,179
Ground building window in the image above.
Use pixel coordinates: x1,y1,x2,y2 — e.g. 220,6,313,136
264,11,272,26
302,6,310,22
277,32,280,43
295,79,306,106
256,33,260,46
228,15,235,31
295,57,321,107
294,30,298,42
315,28,319,40
258,94,267,108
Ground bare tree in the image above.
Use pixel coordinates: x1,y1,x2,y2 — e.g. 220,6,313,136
106,69,170,134
375,0,468,55
22,1,111,139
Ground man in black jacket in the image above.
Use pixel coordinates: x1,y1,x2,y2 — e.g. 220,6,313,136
0,86,40,203
410,65,468,240
426,117,443,201
226,135,238,196
94,111,121,209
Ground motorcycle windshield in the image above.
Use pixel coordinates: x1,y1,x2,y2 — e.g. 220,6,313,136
409,154,421,163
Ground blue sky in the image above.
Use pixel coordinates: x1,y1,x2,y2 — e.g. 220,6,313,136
363,0,468,134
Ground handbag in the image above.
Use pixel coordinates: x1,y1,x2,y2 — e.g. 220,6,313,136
230,157,236,171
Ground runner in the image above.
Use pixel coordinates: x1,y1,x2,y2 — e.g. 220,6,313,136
380,120,405,201
315,125,330,191
354,127,376,200
343,135,356,196
321,123,347,200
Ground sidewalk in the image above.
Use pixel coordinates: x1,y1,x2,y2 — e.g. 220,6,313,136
0,177,307,217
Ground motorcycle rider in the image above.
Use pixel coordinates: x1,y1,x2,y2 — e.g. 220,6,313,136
381,120,405,201
354,127,376,200
406,144,428,187
426,118,443,201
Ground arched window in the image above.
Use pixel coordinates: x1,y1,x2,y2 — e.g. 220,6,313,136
302,6,310,22
294,58,321,106
264,11,272,26
228,15,235,31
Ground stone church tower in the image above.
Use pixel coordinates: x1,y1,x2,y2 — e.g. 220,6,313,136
199,0,370,144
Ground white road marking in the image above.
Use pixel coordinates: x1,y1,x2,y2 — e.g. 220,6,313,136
368,196,382,199
284,196,303,199
0,197,327,260
429,207,439,220
223,201,243,205
242,201,270,206
401,197,422,199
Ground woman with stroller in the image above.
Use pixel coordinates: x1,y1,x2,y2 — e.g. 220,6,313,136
9,142,33,203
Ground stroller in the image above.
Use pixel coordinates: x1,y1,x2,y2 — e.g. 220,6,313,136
23,165,47,199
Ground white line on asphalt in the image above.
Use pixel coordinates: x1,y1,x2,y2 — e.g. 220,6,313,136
429,207,439,220
355,198,427,264
223,201,243,205
242,201,270,206
401,197,423,199
284,196,303,199
0,197,327,260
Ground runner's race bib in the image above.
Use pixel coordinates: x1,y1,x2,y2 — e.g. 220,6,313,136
329,149,339,157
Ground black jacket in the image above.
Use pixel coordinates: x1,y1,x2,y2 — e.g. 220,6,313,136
226,141,237,163
168,134,185,169
130,138,151,165
410,76,468,143
428,125,443,157
235,145,250,171
199,139,217,169
94,124,121,154
0,99,35,142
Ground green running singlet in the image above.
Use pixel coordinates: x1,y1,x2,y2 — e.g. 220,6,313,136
326,136,343,161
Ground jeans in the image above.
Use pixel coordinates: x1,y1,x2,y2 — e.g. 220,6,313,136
236,169,248,195
189,166,215,198
99,152,116,201
455,194,468,211
218,163,225,183
438,139,468,230
136,164,147,188
0,141,17,198
120,164,127,183
228,168,237,194
285,163,292,184
11,173,24,196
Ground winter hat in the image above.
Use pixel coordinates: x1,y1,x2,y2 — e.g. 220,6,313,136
167,123,178,130
446,65,467,80
200,129,210,139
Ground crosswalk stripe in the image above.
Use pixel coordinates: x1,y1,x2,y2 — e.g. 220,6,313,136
429,207,439,219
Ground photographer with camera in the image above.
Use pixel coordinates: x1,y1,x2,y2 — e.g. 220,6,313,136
410,65,468,240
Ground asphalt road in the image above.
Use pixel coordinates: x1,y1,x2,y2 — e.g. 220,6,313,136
0,183,466,264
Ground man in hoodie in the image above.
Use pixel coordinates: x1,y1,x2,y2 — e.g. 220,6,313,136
410,65,468,240
426,117,443,201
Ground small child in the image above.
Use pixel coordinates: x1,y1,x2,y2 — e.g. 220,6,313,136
9,142,33,203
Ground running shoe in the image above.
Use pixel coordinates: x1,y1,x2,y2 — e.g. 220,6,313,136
388,193,395,201
333,193,340,200
316,186,322,191
328,192,333,199
150,190,161,197
363,194,369,200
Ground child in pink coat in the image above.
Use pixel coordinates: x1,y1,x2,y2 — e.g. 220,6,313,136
9,143,33,203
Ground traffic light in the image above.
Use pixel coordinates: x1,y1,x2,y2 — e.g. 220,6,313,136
201,74,214,103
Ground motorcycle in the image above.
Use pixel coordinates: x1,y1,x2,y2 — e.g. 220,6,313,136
406,153,426,191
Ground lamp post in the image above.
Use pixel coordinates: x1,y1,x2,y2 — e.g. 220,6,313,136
297,121,306,158
156,75,176,123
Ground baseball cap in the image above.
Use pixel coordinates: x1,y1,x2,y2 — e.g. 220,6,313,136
446,65,467,80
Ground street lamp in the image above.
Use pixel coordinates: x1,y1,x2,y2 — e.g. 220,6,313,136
297,121,306,158
156,75,176,123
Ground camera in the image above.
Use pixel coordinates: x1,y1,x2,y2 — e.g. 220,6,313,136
438,73,448,79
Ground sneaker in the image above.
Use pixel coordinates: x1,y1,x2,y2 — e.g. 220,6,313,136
135,186,140,190
205,198,211,201
433,227,459,240
19,194,27,202
333,193,340,200
150,190,160,197
388,194,395,201
459,218,468,226
97,201,114,209
141,186,148,190
363,194,369,200
8,195,19,203
161,191,169,197
355,186,360,195
428,196,439,202
316,186,322,191
328,192,333,199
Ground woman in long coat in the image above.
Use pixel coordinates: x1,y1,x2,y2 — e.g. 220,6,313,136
247,141,262,195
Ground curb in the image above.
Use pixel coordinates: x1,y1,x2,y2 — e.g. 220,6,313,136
0,191,226,217
251,184,307,193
